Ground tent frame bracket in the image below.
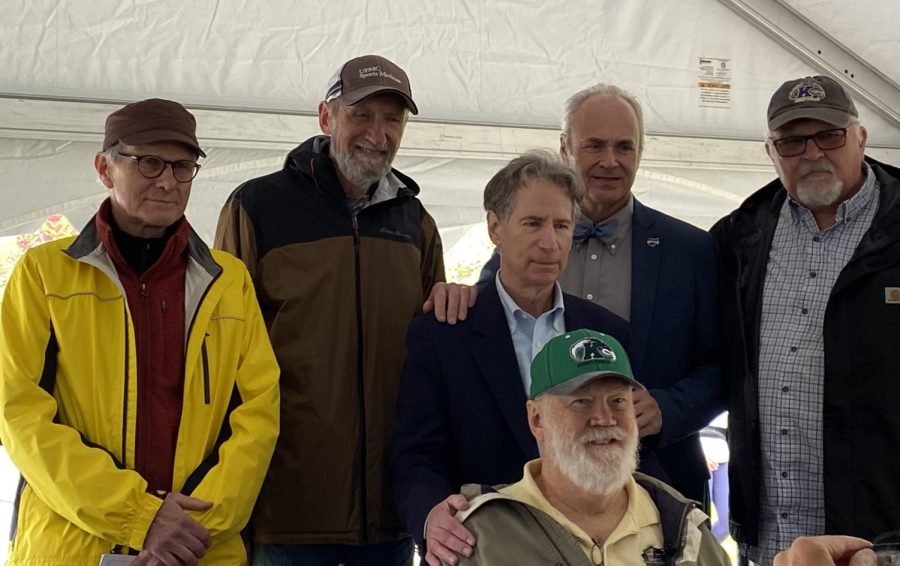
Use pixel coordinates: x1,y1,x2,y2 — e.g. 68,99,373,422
717,0,900,128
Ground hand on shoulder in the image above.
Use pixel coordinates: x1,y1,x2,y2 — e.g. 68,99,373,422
423,283,479,325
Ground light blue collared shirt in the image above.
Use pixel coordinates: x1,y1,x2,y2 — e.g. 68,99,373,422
495,272,566,396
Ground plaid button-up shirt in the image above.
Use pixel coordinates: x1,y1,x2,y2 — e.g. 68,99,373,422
751,164,878,565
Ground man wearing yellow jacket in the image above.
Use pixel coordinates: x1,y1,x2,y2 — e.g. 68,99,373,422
0,98,280,565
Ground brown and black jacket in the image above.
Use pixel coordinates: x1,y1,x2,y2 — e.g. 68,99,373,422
215,135,445,545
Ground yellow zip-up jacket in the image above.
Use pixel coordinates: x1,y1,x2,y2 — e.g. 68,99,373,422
0,219,280,565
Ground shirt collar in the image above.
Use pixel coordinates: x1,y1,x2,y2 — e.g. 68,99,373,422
370,170,405,206
514,459,658,546
495,271,565,333
787,162,877,230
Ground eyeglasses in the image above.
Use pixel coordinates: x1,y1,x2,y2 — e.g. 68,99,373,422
117,152,201,182
770,128,848,157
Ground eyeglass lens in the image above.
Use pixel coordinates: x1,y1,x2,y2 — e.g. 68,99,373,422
138,156,199,182
774,128,847,157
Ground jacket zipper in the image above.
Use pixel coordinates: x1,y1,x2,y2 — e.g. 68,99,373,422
352,214,369,543
671,501,694,566
135,282,149,469
121,302,130,464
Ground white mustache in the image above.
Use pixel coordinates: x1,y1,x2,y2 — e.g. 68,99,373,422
797,161,835,176
580,427,627,444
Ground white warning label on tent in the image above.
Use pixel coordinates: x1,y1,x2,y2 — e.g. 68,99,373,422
697,57,732,108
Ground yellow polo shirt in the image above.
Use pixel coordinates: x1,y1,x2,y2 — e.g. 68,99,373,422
500,459,665,565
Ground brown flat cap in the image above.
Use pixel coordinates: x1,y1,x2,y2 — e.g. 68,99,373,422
324,55,418,114
103,98,206,157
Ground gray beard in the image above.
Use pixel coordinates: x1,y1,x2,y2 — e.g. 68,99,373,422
794,161,844,209
796,177,844,209
542,423,639,495
331,144,391,191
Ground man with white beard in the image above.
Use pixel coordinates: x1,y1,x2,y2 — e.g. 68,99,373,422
712,75,900,566
453,330,729,566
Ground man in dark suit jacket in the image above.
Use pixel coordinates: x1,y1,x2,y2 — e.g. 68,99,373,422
608,198,721,502
393,151,628,566
467,85,723,507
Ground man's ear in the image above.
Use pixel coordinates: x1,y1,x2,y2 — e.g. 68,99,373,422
487,211,501,246
94,153,114,189
559,132,570,161
318,101,333,135
764,140,775,162
857,125,868,152
527,400,545,445
487,211,502,247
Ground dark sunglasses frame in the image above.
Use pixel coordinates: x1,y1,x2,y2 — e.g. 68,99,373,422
770,128,848,157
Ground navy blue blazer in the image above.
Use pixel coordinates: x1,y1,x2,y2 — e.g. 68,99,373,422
627,199,723,504
391,281,628,547
474,199,723,503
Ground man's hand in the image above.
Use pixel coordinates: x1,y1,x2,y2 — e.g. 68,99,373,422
134,492,213,566
632,390,662,437
773,535,875,566
422,283,478,325
424,494,475,566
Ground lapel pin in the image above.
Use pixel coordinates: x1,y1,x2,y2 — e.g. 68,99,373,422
646,237,660,247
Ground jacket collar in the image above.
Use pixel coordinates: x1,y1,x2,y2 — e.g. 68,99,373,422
285,135,421,201
833,158,900,295
723,156,900,248
634,473,706,564
723,157,900,279
64,199,221,279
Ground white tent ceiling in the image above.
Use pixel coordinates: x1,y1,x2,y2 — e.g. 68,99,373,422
1,0,899,249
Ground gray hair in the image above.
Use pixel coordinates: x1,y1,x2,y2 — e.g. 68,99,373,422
325,98,342,118
483,150,584,221
561,84,645,158
325,97,410,123
101,143,120,161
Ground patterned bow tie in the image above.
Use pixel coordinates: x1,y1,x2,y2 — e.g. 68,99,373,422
572,219,620,245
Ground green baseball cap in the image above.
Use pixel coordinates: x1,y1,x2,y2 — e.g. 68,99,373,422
530,329,643,399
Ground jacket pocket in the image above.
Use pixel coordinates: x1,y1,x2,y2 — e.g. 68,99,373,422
202,336,211,405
